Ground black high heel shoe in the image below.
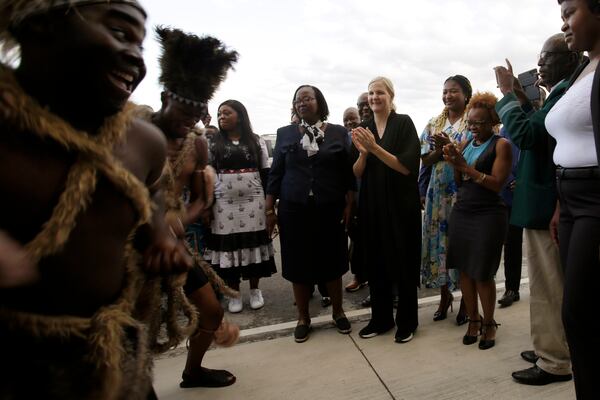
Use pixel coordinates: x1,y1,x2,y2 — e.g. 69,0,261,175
479,320,500,350
462,317,482,345
456,298,468,326
433,293,454,321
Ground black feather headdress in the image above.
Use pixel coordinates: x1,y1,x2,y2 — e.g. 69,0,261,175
156,26,238,106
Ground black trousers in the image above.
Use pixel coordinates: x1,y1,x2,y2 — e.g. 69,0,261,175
557,174,600,400
349,238,368,283
368,252,418,336
504,207,524,292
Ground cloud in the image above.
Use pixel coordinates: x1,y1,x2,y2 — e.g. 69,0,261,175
132,0,565,134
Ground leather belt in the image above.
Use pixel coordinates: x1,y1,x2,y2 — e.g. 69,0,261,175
556,166,600,180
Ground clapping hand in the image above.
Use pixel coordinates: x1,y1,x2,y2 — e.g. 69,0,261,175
443,143,467,170
352,127,377,154
431,131,450,150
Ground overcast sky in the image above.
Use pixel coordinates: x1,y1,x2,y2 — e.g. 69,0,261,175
132,0,566,135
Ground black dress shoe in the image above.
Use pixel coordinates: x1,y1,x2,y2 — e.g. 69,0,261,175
498,290,520,307
520,350,539,364
512,365,572,385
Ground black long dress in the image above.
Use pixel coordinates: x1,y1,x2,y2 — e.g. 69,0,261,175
353,112,422,335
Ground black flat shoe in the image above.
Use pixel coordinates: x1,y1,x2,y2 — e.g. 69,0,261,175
294,323,311,343
520,350,539,364
512,365,572,385
180,368,236,388
462,318,482,345
333,316,352,334
359,322,394,339
394,330,414,343
479,320,500,350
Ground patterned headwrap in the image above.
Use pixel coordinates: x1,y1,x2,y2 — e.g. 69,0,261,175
1,0,146,58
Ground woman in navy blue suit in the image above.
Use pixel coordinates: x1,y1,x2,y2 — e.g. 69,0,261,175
266,85,356,343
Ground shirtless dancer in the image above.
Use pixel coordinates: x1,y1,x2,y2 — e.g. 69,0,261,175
0,1,191,398
139,26,239,388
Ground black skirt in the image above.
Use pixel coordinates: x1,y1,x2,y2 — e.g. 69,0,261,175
277,198,348,284
446,182,508,282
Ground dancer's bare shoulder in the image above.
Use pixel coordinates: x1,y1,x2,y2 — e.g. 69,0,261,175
115,117,167,187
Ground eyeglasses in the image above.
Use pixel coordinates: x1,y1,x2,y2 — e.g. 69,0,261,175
466,120,489,128
538,51,572,64
293,97,315,106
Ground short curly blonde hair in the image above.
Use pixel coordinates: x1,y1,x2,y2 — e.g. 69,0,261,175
465,91,500,126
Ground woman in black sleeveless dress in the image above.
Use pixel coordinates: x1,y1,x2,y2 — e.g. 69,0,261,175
443,92,513,350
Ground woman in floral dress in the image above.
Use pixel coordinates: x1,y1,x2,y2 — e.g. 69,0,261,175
420,75,471,323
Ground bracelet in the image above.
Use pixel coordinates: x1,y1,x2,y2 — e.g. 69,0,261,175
265,209,275,216
475,172,486,184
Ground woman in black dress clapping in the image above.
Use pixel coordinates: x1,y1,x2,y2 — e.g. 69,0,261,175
352,76,422,343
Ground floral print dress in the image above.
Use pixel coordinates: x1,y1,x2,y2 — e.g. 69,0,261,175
420,116,469,290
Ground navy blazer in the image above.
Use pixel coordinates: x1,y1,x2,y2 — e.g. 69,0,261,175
266,123,356,205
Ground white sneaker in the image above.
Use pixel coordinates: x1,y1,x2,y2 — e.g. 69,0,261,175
249,289,265,310
228,296,243,313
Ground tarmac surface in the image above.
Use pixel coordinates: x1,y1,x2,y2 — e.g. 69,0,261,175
154,287,575,400
153,237,576,399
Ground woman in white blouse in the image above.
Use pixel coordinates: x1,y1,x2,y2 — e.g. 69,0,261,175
547,1,600,398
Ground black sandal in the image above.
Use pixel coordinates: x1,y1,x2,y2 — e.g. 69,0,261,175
462,317,482,345
479,320,500,350
456,298,468,326
180,368,236,388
